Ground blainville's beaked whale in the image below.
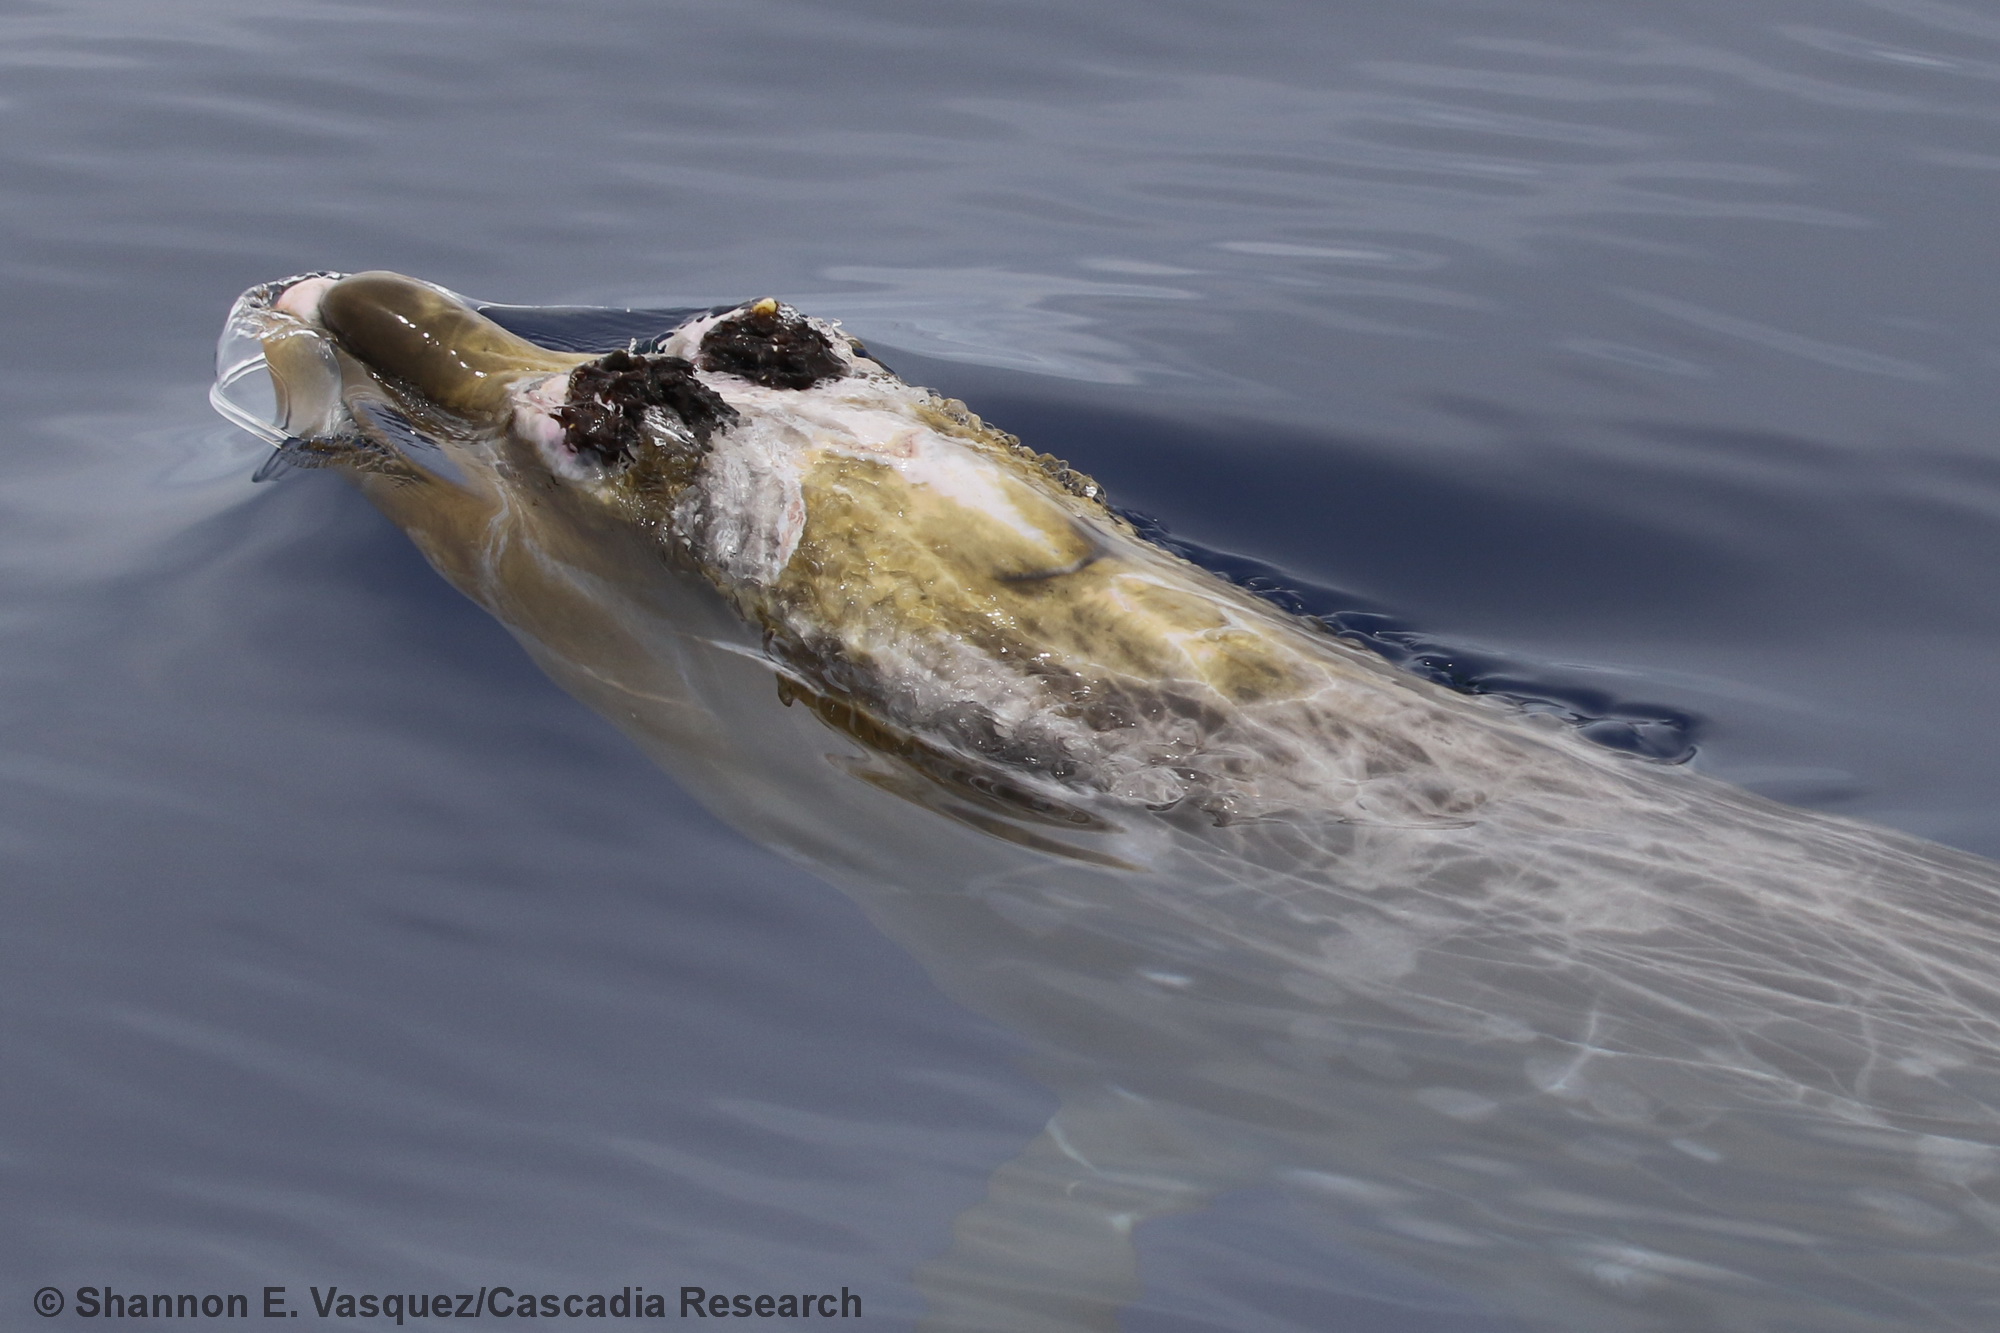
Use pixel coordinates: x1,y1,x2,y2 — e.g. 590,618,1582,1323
214,271,2000,1332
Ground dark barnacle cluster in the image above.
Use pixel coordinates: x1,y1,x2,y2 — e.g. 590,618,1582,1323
556,350,739,469
698,298,848,390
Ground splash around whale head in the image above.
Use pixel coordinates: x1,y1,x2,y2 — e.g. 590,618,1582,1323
214,272,2000,1331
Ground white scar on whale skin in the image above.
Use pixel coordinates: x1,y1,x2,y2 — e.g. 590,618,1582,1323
217,272,2000,1332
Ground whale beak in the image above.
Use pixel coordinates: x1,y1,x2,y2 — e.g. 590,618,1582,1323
283,271,585,421
218,271,590,488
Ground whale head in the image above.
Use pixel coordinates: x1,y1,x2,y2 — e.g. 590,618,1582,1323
238,271,789,505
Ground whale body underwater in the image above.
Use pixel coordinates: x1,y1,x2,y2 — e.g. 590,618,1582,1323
215,272,2000,1331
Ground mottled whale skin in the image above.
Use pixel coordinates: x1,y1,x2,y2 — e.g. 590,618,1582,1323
218,273,2000,1332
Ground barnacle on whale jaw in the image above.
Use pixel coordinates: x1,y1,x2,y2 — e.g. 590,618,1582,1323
555,349,739,474
697,296,848,390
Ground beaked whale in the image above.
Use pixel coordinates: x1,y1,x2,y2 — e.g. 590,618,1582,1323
214,271,2000,1332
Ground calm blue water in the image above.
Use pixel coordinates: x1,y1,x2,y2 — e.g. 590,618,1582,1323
9,1,2000,1328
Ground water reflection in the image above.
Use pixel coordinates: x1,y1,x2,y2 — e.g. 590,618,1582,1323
806,267,1196,383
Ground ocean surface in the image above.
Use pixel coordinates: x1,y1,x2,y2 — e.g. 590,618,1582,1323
9,0,2000,1328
